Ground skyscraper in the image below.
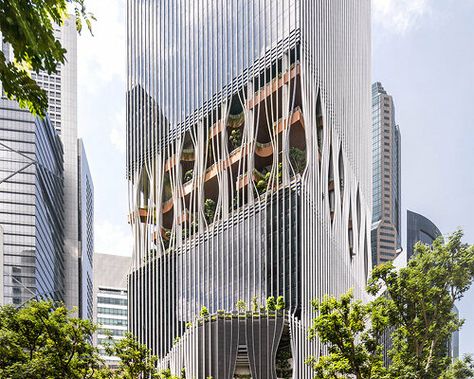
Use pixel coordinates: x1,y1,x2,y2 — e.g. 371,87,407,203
0,98,64,305
371,82,401,266
78,139,94,320
0,18,94,317
127,1,371,377
93,253,131,368
406,210,441,260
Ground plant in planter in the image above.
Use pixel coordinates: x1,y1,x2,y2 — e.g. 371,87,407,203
289,147,306,175
266,296,276,312
251,296,259,313
276,296,286,311
204,198,216,224
236,299,247,313
229,128,242,150
200,306,209,318
183,169,194,183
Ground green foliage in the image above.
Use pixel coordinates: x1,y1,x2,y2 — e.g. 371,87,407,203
236,299,247,313
200,306,209,318
229,128,242,150
251,296,259,312
0,300,177,379
308,230,474,379
157,368,180,379
289,147,306,174
368,230,474,378
0,300,101,379
183,169,193,183
440,355,474,379
276,296,286,311
0,0,94,117
266,296,276,312
103,332,160,379
306,290,388,379
204,198,216,224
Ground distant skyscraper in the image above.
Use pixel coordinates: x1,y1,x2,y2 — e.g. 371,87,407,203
0,18,94,316
127,1,372,376
406,210,441,261
0,99,64,305
78,140,94,320
93,253,131,368
371,82,401,266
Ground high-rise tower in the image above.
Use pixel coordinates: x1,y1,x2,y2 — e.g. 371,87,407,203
0,18,94,318
371,82,401,266
127,1,372,377
0,99,64,305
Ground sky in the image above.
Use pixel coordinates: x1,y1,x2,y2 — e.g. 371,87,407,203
77,0,474,355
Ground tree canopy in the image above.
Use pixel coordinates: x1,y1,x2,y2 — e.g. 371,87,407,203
307,230,474,379
0,0,94,116
0,300,182,378
0,300,100,378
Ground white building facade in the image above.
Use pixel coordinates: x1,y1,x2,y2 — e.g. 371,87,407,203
127,1,372,377
93,253,131,367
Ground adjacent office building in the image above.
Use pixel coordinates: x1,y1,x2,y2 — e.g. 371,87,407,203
94,253,131,368
406,209,441,260
78,140,94,320
0,99,64,305
0,18,94,315
371,82,401,266
127,1,372,377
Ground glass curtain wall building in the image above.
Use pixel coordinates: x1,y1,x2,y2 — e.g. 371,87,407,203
0,99,64,305
1,18,94,317
371,82,401,266
78,140,94,320
127,1,371,377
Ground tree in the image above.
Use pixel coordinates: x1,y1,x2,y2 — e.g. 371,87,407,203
368,230,474,378
0,0,94,117
307,230,474,379
440,355,474,379
103,332,159,379
306,290,388,379
0,300,101,379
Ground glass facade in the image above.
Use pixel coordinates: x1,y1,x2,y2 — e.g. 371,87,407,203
406,209,441,260
0,99,64,305
371,82,401,265
78,140,94,320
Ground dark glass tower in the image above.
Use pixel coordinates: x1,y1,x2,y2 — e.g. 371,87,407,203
127,1,372,377
0,99,64,305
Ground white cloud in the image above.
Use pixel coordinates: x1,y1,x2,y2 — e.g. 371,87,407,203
77,0,126,93
372,0,431,34
95,220,133,257
110,110,126,153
